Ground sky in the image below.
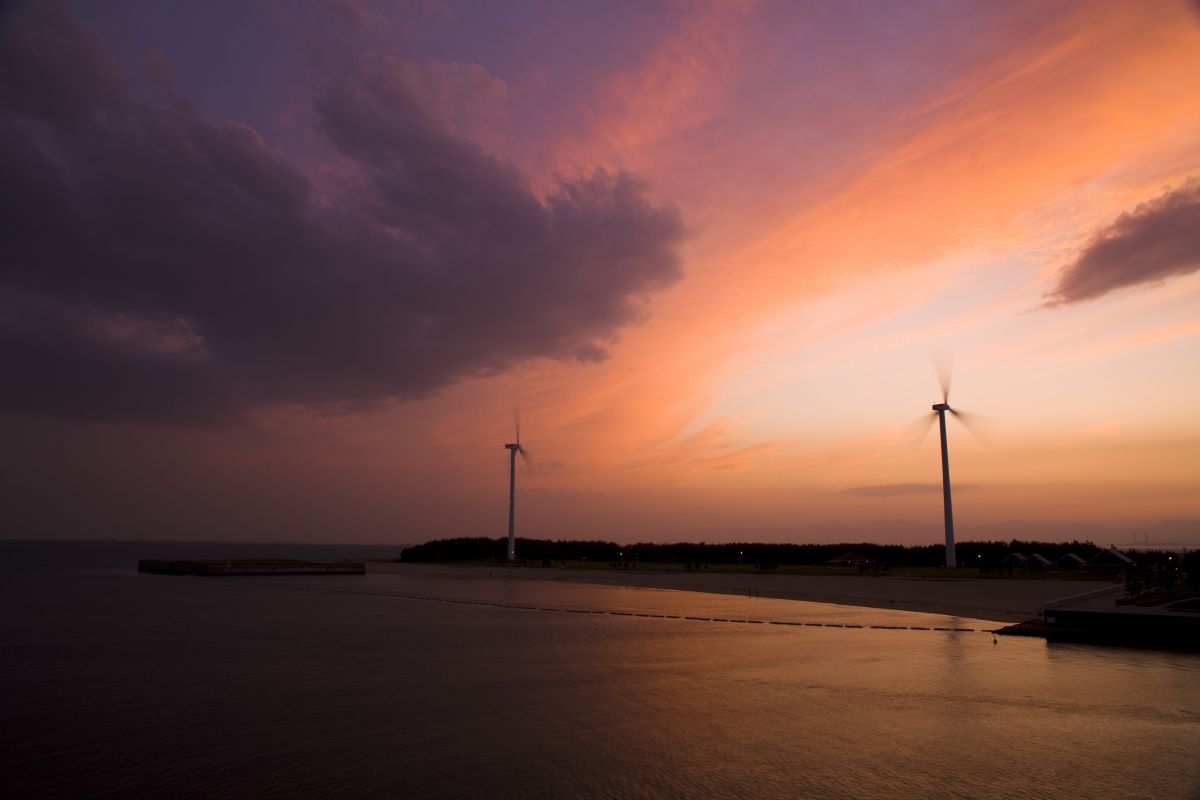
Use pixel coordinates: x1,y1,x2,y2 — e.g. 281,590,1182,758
2,0,1198,546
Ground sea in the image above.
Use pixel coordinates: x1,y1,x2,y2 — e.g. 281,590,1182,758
3,540,1198,800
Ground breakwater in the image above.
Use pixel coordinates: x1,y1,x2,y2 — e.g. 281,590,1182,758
997,584,1200,649
137,559,366,576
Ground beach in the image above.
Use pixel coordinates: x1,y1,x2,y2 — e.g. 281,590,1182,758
370,562,1104,623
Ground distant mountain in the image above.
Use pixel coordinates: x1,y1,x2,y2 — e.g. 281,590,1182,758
972,520,1117,543
1140,519,1200,547
714,519,1199,548
959,519,1200,548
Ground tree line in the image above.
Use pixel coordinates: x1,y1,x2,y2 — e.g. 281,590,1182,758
398,537,1108,567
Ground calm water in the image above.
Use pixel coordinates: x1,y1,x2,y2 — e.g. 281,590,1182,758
3,542,1199,799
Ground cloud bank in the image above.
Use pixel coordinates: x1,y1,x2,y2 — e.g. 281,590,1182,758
1047,180,1200,305
0,3,684,424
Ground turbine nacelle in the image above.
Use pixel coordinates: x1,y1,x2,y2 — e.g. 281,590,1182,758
932,402,950,412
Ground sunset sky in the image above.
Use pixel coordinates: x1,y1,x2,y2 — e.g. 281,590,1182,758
2,0,1198,546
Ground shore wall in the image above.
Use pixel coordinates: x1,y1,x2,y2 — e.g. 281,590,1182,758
1038,607,1200,646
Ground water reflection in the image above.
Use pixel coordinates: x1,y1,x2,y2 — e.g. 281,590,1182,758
3,562,1198,800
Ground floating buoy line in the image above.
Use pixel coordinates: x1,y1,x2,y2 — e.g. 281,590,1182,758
240,580,988,635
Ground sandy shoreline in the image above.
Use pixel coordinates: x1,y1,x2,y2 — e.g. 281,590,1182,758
369,562,1111,623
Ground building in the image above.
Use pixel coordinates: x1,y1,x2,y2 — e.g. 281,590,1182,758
1000,553,1027,572
1054,553,1087,571
1025,554,1054,571
1083,547,1136,575
827,551,872,568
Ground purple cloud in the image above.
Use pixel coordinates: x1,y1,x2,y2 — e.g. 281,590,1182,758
1046,180,1200,306
0,2,683,424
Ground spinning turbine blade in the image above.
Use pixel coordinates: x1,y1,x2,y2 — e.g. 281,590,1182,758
518,446,532,468
933,352,953,404
513,406,521,444
906,412,939,445
948,408,991,444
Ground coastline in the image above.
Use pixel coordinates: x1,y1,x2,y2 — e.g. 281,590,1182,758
369,562,1101,623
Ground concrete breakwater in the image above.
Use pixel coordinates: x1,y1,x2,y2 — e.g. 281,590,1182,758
138,559,366,576
997,584,1200,648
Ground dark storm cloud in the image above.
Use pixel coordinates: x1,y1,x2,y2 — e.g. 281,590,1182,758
0,2,684,424
843,483,975,497
1046,180,1200,306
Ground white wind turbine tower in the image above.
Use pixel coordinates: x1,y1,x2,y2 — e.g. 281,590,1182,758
503,410,530,562
921,359,984,569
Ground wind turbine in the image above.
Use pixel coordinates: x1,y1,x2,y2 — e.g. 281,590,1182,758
503,410,530,562
923,360,982,569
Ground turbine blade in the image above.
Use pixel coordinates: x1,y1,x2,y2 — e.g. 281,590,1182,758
948,408,992,444
518,446,533,468
513,406,521,444
905,412,939,445
933,352,953,404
